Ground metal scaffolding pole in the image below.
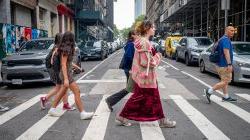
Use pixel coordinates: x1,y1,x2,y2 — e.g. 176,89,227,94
193,8,195,37
244,0,247,41
207,0,210,37
218,0,220,39
201,0,203,36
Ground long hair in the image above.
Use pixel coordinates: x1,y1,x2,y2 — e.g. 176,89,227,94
127,30,136,42
58,31,75,58
54,33,63,45
135,20,153,36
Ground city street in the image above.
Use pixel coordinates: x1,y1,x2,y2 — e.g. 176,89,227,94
0,50,249,140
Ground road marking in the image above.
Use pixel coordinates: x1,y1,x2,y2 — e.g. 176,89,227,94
0,94,45,125
161,60,180,70
170,95,230,140
82,95,110,140
77,79,126,83
77,51,121,82
140,121,165,140
211,95,250,123
16,94,82,140
158,82,166,89
236,94,250,101
181,71,250,124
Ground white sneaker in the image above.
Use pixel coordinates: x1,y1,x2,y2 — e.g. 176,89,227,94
48,108,61,117
80,111,94,120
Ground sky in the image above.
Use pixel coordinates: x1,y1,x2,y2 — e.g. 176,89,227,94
114,0,135,30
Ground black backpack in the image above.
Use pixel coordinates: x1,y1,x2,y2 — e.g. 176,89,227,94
45,50,53,68
209,40,221,63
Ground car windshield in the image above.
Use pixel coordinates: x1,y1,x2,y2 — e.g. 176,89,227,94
233,43,250,55
189,38,213,47
85,41,94,47
172,40,179,47
19,40,53,52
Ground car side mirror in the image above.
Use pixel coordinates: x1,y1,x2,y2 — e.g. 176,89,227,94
181,42,186,46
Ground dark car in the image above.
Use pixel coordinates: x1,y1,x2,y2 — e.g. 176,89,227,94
1,38,81,86
80,40,109,60
175,37,213,66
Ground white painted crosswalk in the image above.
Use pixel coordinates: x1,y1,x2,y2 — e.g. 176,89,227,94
0,69,249,140
0,94,45,125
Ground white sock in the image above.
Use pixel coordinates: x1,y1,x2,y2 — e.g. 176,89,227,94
224,94,229,99
208,88,214,94
50,108,56,111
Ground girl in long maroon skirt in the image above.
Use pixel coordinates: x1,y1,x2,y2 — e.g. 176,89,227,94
116,20,176,128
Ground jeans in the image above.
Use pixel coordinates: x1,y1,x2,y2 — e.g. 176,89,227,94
106,71,129,106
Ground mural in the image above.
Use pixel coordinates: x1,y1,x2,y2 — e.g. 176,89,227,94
0,23,48,55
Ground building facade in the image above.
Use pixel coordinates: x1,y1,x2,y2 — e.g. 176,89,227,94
74,0,114,42
148,0,250,41
135,0,146,19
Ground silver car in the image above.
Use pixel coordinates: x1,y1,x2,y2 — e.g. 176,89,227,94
199,42,250,83
176,37,213,66
1,38,81,87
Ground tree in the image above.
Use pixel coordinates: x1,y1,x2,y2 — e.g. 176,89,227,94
113,24,120,39
120,27,131,41
132,15,146,29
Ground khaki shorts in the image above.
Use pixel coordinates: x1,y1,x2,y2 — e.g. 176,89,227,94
216,67,232,82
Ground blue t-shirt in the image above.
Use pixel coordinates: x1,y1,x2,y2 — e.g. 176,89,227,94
217,35,233,67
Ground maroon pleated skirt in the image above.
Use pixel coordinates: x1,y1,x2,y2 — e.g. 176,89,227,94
119,83,165,121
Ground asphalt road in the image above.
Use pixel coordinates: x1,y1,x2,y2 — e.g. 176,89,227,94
0,50,249,140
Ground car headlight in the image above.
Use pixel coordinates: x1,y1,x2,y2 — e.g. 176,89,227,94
235,61,250,68
1,60,7,66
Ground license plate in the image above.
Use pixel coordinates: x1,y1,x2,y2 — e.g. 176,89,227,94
87,54,91,56
12,79,22,85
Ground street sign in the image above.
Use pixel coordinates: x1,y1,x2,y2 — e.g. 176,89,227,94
221,0,230,10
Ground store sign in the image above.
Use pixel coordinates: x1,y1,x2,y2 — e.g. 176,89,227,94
221,0,230,10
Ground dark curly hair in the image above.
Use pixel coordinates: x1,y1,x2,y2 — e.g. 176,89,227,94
58,31,75,59
135,20,153,36
127,30,136,42
54,33,63,45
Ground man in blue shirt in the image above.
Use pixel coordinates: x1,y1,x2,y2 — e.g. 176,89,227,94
204,26,237,103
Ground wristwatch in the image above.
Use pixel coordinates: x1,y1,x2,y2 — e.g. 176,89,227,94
227,63,232,66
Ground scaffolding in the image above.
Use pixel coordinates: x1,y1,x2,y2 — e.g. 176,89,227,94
163,0,250,41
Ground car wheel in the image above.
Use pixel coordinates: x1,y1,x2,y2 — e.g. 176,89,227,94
185,54,190,66
199,60,206,73
175,51,180,62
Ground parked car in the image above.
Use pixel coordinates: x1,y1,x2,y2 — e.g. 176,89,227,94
199,41,250,83
165,35,182,59
175,37,213,65
1,38,81,86
158,39,166,56
80,40,109,60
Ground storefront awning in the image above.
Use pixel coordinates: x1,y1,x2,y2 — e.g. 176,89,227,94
57,3,74,17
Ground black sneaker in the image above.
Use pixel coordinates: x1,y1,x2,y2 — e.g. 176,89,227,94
105,99,113,112
204,89,211,104
222,97,237,102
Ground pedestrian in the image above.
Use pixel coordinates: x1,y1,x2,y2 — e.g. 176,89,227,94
40,33,83,110
105,30,137,112
204,26,237,103
116,20,176,128
48,31,94,120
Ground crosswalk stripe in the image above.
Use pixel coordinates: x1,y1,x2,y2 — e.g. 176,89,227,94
0,94,44,125
77,79,126,83
16,94,79,140
140,121,165,140
82,95,110,140
236,94,250,101
210,95,250,124
170,95,230,140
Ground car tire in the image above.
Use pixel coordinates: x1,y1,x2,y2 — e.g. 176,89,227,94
185,54,190,66
175,51,180,62
199,60,206,73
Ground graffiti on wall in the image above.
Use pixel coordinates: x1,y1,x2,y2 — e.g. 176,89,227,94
0,23,48,55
